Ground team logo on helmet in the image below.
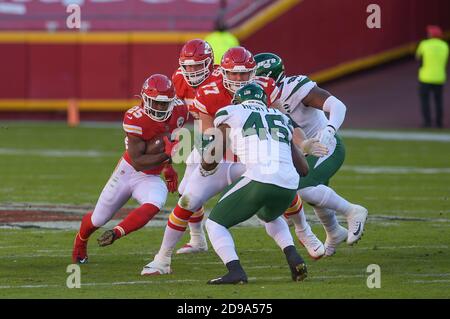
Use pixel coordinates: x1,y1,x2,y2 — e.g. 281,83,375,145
257,58,277,69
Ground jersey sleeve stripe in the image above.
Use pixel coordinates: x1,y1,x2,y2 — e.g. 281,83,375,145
285,77,311,101
123,124,143,135
270,86,280,104
184,98,194,106
193,99,208,114
215,110,228,118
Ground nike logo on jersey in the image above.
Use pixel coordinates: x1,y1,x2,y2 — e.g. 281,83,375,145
126,115,133,120
353,222,362,236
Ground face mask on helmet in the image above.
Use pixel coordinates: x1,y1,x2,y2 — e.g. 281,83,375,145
221,67,256,94
180,57,212,87
142,94,175,122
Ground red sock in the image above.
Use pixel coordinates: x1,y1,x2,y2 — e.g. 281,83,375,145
113,203,160,239
78,211,98,241
188,207,204,223
167,204,193,231
283,194,303,219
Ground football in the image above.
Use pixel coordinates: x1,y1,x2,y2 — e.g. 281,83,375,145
145,132,170,154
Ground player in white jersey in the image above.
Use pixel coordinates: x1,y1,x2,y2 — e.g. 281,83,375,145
255,53,368,256
203,83,309,284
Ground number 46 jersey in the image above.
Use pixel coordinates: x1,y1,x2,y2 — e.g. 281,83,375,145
213,101,299,190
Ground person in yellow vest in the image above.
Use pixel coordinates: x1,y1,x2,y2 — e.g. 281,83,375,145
416,25,449,128
205,17,239,65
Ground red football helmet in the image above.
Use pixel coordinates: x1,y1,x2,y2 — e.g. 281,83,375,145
179,39,214,87
220,46,256,94
141,74,175,122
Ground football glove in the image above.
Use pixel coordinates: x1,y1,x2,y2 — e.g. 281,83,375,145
162,164,178,193
300,138,329,157
317,125,336,150
163,136,179,158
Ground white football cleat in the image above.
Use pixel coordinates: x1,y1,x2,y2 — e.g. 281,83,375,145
324,225,348,257
176,236,208,254
141,255,172,276
346,204,368,245
296,228,325,260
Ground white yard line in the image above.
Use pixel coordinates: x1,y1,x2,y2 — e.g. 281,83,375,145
410,279,450,284
0,148,118,158
4,273,450,290
341,166,450,174
339,130,450,142
0,275,365,290
0,244,447,259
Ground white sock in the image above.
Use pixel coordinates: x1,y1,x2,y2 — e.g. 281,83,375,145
264,216,294,250
300,185,351,216
188,221,206,245
313,206,339,234
158,225,185,259
205,219,238,264
288,207,310,233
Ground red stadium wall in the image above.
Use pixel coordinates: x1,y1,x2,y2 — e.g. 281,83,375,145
0,0,449,110
243,0,450,78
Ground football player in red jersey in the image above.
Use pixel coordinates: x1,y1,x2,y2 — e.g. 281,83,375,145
141,47,324,276
72,74,188,264
170,39,223,254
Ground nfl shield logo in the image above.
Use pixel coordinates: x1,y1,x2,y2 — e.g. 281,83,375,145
177,117,184,128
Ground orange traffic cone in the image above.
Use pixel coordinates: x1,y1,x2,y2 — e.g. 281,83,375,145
67,99,80,127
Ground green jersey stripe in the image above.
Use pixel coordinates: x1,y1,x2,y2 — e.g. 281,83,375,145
285,77,311,101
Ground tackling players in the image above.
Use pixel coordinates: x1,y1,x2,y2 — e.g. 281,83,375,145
141,46,326,276
254,53,368,256
204,83,308,284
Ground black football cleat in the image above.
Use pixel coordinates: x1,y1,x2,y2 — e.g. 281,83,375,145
207,260,248,285
207,271,248,285
283,245,308,282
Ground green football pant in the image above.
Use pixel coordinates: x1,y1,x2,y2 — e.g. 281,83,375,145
209,177,297,228
299,134,345,189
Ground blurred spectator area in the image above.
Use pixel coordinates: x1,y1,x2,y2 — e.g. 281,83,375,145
0,0,272,31
0,0,449,113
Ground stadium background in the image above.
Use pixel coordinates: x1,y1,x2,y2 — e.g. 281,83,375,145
1,0,449,126
0,0,449,299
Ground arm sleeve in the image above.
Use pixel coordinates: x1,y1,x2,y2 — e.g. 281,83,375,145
323,96,346,131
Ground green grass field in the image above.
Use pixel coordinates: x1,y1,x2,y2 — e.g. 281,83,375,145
0,122,449,298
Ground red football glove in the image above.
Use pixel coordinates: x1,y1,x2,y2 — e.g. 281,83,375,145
162,164,178,193
163,136,180,158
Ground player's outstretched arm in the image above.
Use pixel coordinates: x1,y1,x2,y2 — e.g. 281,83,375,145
127,134,169,171
291,142,309,177
199,112,215,132
200,123,229,176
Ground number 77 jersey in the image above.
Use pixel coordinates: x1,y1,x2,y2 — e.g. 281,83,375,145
193,76,280,117
213,101,299,190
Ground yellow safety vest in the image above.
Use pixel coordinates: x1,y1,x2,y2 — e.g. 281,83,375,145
416,38,449,84
204,31,240,65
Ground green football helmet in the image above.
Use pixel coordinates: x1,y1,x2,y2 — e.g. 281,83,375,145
232,83,268,105
254,52,285,85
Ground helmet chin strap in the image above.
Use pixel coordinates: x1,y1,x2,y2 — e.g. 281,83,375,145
142,97,173,122
181,57,211,87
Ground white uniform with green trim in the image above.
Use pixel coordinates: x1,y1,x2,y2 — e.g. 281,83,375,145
214,100,299,190
277,75,327,138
